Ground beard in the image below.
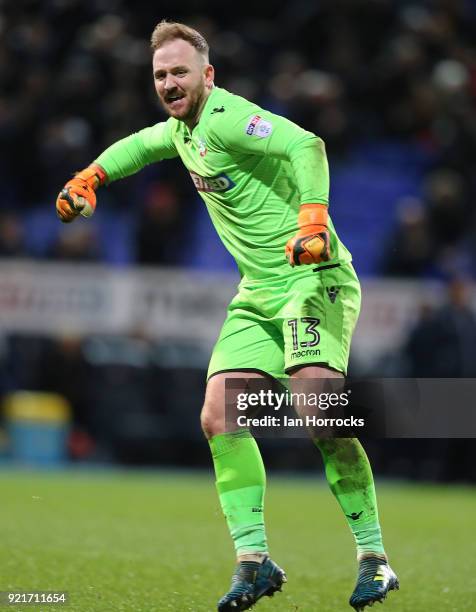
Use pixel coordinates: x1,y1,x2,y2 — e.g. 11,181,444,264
159,87,205,124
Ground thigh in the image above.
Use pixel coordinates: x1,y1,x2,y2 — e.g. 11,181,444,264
201,370,268,438
289,364,352,439
281,264,361,375
207,305,285,381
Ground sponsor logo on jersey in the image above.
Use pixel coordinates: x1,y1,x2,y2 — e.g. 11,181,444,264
189,171,235,193
346,510,363,521
211,106,225,114
245,114,273,138
246,114,262,135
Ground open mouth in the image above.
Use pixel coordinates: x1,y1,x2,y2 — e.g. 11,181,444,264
165,94,185,106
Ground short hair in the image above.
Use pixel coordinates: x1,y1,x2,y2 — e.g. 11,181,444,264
150,20,209,62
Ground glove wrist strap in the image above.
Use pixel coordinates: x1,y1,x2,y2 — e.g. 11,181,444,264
74,164,107,189
298,203,328,230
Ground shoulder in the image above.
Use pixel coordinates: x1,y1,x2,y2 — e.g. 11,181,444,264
204,87,269,139
151,117,182,135
209,87,261,119
144,117,183,142
134,118,182,154
210,85,259,108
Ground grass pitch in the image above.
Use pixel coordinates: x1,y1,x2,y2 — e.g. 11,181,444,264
0,468,474,611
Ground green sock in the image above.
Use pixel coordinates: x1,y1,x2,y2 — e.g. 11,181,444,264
209,429,268,556
317,438,386,557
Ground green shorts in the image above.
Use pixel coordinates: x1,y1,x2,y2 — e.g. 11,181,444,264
207,262,361,380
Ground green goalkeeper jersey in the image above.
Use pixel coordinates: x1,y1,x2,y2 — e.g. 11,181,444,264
95,86,352,280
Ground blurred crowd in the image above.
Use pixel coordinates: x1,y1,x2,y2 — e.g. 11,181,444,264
1,1,476,477
0,0,476,275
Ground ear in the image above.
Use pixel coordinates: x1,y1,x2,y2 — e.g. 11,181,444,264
204,64,215,90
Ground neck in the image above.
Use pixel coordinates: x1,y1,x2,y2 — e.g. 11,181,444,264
184,87,213,130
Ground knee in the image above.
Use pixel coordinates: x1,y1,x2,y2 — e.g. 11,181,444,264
200,403,225,439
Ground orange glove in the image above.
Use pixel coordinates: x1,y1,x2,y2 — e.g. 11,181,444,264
285,203,330,266
56,164,107,223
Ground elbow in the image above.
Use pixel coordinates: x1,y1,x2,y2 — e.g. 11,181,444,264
288,135,326,160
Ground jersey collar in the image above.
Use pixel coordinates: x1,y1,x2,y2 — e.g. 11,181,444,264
184,87,221,136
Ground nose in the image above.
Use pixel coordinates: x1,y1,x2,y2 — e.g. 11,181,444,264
163,73,177,91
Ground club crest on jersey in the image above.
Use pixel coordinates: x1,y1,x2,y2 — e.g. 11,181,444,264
245,114,273,138
189,171,235,193
198,137,207,157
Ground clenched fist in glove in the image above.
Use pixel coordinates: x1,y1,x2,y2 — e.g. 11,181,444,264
285,203,331,266
56,165,107,223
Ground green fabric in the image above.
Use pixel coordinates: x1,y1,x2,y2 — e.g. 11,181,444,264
209,430,268,555
95,121,178,180
318,438,385,556
207,262,361,379
94,86,352,281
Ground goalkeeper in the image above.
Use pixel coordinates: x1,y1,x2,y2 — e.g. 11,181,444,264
56,20,399,612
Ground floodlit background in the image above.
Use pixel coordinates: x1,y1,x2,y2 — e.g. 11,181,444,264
0,2,475,610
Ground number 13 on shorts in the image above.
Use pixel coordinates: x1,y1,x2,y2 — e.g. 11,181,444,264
283,290,356,376
284,317,324,371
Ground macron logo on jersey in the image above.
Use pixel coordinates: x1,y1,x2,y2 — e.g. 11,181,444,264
189,171,235,193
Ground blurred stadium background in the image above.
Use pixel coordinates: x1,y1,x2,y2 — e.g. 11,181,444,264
1,1,476,610
1,0,475,478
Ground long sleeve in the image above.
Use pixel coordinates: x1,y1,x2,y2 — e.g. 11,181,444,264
94,120,179,183
208,107,329,205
